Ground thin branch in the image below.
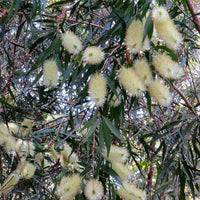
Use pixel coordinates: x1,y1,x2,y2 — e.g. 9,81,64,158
185,0,200,34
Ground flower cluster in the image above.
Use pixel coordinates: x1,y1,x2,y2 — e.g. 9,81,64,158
84,179,104,200
118,67,146,97
89,73,107,107
126,20,150,53
148,78,172,106
43,59,59,88
62,31,83,55
61,31,105,65
152,6,182,50
117,182,146,200
153,53,184,79
57,174,82,200
118,55,175,106
103,145,131,180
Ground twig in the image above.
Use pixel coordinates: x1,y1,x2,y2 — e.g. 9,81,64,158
185,0,200,34
172,84,198,118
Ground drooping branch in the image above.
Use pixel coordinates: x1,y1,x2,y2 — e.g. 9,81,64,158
185,0,200,34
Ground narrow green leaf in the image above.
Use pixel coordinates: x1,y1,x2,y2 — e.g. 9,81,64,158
83,121,98,143
143,13,153,40
100,165,123,186
47,0,74,8
2,0,20,25
102,116,124,141
145,91,152,116
104,74,117,96
102,121,112,156
26,37,61,76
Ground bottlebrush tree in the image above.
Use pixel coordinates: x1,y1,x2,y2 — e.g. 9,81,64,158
0,0,200,199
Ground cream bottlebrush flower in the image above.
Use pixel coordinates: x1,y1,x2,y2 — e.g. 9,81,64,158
153,54,184,79
108,87,122,107
57,174,82,199
83,46,105,65
89,73,107,107
20,119,34,136
134,58,152,86
112,162,131,180
16,139,35,157
21,162,36,179
84,179,104,200
35,153,50,167
16,161,36,179
48,145,59,162
0,173,20,195
102,145,129,163
117,182,146,200
152,6,170,23
43,59,59,87
0,133,16,151
62,31,83,55
8,123,19,134
152,6,182,49
126,20,144,54
3,135,16,152
60,144,79,168
0,123,9,135
118,67,146,97
148,79,172,106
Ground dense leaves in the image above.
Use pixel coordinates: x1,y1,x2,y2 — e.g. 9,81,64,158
0,0,200,199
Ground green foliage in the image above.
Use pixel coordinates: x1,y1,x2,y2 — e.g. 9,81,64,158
0,0,200,199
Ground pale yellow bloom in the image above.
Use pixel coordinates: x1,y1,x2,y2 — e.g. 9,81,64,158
152,6,182,49
8,123,19,134
84,179,104,200
148,79,172,106
35,153,50,167
16,139,35,157
89,73,107,107
112,162,131,180
102,145,129,163
83,46,105,65
0,123,9,135
43,59,59,87
0,132,16,152
126,20,149,53
62,31,83,55
0,173,20,195
4,135,16,152
16,161,36,179
152,6,170,23
20,119,34,136
134,58,152,85
57,174,82,199
153,54,184,79
126,20,143,53
117,182,146,200
59,144,82,171
108,87,122,107
118,67,146,97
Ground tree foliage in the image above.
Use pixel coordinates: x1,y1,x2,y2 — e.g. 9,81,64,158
0,0,200,199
